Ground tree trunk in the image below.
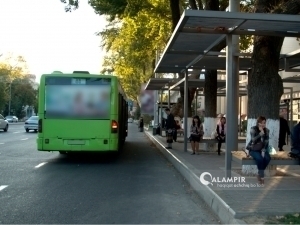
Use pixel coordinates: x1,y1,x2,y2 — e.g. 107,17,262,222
169,0,181,31
203,0,221,142
248,36,284,120
242,0,300,176
204,70,218,138
177,73,196,117
242,35,284,175
189,0,198,9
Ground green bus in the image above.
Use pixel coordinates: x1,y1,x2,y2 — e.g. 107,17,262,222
37,71,128,154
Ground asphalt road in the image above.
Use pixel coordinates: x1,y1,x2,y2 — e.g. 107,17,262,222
0,122,219,224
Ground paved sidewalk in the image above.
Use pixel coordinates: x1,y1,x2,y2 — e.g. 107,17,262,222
144,130,300,224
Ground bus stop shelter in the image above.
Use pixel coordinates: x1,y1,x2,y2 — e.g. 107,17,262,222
151,9,300,178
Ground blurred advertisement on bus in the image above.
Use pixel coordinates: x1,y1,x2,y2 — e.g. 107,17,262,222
45,85,110,119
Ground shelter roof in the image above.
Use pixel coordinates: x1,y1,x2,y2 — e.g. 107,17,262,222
154,10,300,74
145,78,227,90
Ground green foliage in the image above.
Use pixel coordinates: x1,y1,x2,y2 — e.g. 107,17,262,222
60,0,254,104
265,213,300,224
60,0,79,12
0,54,27,114
60,0,171,100
2,78,38,118
98,0,172,100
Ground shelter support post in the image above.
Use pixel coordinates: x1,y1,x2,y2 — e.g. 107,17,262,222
290,88,293,130
168,84,170,108
184,69,188,152
225,0,240,179
239,95,241,136
195,90,198,115
154,90,159,125
284,87,294,133
225,34,239,179
154,50,159,126
160,89,163,136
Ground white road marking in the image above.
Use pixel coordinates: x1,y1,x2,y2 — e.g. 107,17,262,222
35,162,48,168
20,138,28,141
13,131,21,134
0,143,4,145
0,185,8,191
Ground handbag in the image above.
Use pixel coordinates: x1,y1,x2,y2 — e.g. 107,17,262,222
211,130,218,138
250,141,264,151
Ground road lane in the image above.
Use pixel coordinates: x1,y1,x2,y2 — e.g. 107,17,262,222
0,123,220,224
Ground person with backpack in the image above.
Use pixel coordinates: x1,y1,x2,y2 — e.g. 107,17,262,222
164,108,175,149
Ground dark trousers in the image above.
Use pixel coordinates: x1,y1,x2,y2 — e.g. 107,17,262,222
249,150,271,178
173,129,178,141
216,136,225,153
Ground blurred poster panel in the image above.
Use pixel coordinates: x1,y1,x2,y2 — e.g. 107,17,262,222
140,84,154,115
45,85,110,119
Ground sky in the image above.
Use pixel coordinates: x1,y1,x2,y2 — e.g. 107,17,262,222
0,0,107,83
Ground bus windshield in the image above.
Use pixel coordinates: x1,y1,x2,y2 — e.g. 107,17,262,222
45,77,111,119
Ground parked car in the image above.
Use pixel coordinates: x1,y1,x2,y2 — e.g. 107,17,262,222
0,114,9,132
127,118,133,123
5,115,18,123
24,116,39,132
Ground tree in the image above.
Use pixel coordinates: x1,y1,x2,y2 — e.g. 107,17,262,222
2,77,38,118
97,0,172,100
0,68,10,112
59,0,252,120
0,54,29,114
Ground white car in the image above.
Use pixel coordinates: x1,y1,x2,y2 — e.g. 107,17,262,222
127,118,133,123
0,114,9,132
24,116,39,132
5,115,18,123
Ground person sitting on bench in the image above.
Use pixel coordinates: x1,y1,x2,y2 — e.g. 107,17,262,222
245,116,271,185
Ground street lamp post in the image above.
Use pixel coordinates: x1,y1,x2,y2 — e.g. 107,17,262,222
8,82,12,116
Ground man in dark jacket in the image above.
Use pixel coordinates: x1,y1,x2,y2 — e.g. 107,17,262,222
278,116,290,151
289,121,300,158
164,108,175,149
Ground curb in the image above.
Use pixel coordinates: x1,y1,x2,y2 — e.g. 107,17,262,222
145,132,247,225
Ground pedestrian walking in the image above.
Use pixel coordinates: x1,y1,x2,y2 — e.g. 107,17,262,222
138,117,144,132
164,108,175,149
